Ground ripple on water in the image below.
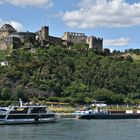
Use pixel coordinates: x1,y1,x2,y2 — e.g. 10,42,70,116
0,119,140,140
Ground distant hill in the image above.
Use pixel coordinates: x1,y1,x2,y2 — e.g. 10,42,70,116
122,53,140,62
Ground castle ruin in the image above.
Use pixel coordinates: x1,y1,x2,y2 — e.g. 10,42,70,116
0,24,103,51
62,32,103,50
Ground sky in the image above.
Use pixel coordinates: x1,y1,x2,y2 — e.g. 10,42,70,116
0,0,140,51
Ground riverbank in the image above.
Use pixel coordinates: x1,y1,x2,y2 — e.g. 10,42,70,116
48,105,140,119
48,106,76,113
56,113,76,119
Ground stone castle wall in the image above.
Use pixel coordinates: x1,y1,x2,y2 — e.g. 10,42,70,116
0,24,103,51
0,31,10,50
62,32,86,44
49,36,63,46
10,32,36,44
62,32,103,51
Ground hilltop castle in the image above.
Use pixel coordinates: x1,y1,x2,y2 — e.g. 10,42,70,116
0,24,103,51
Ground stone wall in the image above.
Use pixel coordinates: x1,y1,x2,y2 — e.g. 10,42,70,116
49,36,63,46
0,41,8,50
0,36,21,50
62,32,86,44
0,31,10,38
62,32,103,51
10,32,36,44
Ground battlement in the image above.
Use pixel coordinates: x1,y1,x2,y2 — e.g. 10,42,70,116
64,32,86,37
89,36,103,41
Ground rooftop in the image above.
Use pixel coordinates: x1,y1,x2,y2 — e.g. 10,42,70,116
0,24,17,32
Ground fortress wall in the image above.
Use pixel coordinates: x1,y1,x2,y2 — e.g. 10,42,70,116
0,24,104,51
49,36,63,46
62,32,87,44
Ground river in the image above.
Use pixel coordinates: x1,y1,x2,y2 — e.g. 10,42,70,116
0,119,140,140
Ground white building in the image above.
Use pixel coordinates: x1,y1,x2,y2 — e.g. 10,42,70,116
0,61,8,66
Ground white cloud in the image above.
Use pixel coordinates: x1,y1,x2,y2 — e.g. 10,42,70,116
0,19,23,31
0,0,53,7
62,0,140,29
104,37,130,47
9,21,23,31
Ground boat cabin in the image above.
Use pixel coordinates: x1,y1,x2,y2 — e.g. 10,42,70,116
9,106,47,114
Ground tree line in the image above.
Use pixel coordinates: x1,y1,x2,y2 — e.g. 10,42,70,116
0,45,140,105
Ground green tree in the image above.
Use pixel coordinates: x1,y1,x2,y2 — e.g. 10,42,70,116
14,85,29,102
1,87,11,100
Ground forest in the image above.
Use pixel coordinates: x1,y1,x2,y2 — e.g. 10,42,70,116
0,45,140,105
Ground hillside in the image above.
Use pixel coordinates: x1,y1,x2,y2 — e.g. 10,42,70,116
0,51,8,60
0,46,140,105
131,54,140,62
122,53,140,62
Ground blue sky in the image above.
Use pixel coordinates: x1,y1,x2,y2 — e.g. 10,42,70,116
0,0,140,51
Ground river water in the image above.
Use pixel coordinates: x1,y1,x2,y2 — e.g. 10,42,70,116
0,119,140,140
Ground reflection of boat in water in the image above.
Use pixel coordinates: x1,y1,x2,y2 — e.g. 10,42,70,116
0,99,56,125
75,101,140,119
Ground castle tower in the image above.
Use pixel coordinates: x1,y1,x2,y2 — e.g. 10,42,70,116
86,36,103,51
41,26,49,40
62,32,70,42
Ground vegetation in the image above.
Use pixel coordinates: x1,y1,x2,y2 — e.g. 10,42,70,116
0,50,8,60
0,45,140,105
113,48,140,63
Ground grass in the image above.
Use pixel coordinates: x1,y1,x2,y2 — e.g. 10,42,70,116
36,100,76,113
48,106,76,113
122,53,140,63
131,53,140,62
131,54,140,64
131,53,140,61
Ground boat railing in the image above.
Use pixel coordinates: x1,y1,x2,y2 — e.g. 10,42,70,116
5,107,13,120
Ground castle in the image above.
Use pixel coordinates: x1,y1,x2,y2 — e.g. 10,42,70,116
62,32,103,50
0,24,103,51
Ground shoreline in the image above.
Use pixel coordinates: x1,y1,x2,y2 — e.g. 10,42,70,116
57,113,76,119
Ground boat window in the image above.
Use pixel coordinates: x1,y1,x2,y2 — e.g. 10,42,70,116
15,107,27,111
0,109,7,112
10,107,28,114
31,107,46,113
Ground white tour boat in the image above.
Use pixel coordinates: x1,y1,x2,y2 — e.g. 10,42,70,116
0,99,57,125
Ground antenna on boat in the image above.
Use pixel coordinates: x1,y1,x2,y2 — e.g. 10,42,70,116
19,99,23,107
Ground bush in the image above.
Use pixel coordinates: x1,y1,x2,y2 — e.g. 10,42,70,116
59,97,72,103
125,55,133,62
47,96,59,102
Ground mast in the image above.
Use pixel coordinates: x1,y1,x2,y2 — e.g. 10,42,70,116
19,99,23,107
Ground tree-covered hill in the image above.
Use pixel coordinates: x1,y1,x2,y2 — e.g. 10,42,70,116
0,45,140,105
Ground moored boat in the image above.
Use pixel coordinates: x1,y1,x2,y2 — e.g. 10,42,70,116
75,101,140,119
75,109,140,119
0,99,57,125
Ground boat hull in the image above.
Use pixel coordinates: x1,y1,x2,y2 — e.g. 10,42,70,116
77,114,140,119
0,114,56,125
